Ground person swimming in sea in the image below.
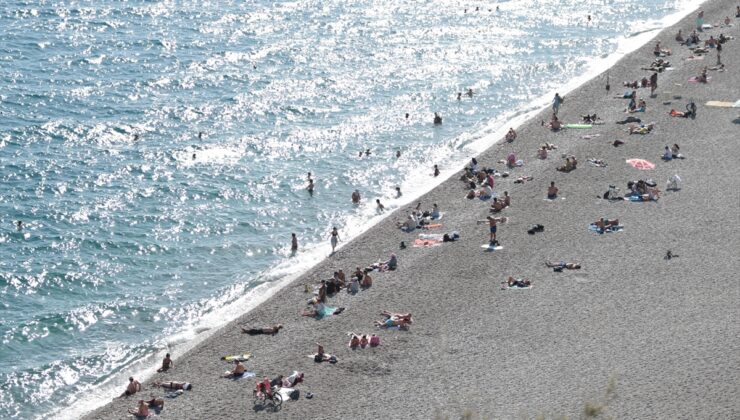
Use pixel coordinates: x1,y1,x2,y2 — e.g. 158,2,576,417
467,88,473,98
16,220,22,231
433,112,442,125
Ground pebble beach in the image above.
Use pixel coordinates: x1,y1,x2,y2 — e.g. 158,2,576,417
84,0,740,418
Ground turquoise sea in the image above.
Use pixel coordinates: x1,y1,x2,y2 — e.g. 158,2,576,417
0,1,694,418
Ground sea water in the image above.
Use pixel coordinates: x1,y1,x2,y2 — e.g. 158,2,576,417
0,1,696,418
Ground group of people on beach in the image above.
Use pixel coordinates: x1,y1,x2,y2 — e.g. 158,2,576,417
114,6,739,417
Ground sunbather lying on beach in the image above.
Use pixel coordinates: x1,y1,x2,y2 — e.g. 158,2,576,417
301,302,345,318
282,371,304,387
241,324,283,335
152,381,193,391
628,122,654,134
145,397,164,409
514,176,534,184
588,158,607,167
506,276,531,288
616,89,637,98
556,157,576,172
546,261,582,271
376,317,411,329
594,218,620,231
128,400,150,417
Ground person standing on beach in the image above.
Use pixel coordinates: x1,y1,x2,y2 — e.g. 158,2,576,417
650,72,658,96
477,216,504,245
552,93,564,115
291,233,298,252
329,227,340,253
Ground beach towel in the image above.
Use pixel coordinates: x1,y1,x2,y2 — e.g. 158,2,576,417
564,124,593,129
480,244,504,251
231,372,256,381
685,55,704,61
317,305,339,319
165,390,185,399
277,387,299,401
501,283,533,290
705,100,740,108
413,238,442,247
221,353,251,362
421,223,442,230
588,224,624,234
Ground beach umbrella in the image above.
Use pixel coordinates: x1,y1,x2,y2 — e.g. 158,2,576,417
626,158,655,170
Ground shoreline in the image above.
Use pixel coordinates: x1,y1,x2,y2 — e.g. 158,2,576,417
82,0,740,418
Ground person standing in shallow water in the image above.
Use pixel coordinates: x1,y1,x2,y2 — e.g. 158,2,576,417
291,233,298,252
433,113,442,125
552,93,564,115
433,165,440,177
329,227,340,253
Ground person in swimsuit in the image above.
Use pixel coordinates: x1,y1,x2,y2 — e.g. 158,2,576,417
121,377,142,397
505,127,517,142
223,360,246,378
433,112,442,125
153,381,193,390
507,276,531,288
433,165,440,177
157,353,173,373
376,199,385,212
329,227,340,253
547,182,559,199
241,324,283,335
351,189,361,204
128,400,149,417
146,397,164,409
545,261,582,270
477,216,505,244
291,233,298,252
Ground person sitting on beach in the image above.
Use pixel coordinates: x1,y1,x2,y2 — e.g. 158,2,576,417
546,261,582,271
505,128,517,142
128,400,150,417
241,324,283,335
626,96,637,112
547,181,559,199
382,254,398,271
675,29,684,42
628,98,646,113
397,215,416,231
347,275,360,294
698,66,709,83
121,377,142,397
360,271,372,288
431,203,441,219
145,397,164,410
314,343,337,363
502,191,511,207
557,157,575,173
348,334,361,349
662,146,673,161
705,36,718,48
369,334,381,346
490,197,505,213
506,276,531,288
223,360,246,378
671,144,684,159
477,184,493,199
537,146,548,160
548,114,561,130
153,381,193,391
157,354,173,373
